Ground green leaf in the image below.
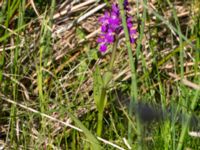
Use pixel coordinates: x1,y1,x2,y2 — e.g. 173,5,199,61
87,48,98,61
103,71,112,86
93,66,103,111
67,112,101,150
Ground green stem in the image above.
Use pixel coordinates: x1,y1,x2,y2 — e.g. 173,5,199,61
118,0,142,149
109,39,118,71
97,111,103,136
96,39,118,137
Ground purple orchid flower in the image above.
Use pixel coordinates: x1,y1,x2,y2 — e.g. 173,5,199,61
97,0,136,52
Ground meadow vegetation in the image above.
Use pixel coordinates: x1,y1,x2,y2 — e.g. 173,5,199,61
0,0,200,149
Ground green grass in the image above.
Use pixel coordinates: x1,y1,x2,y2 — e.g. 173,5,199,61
0,0,200,149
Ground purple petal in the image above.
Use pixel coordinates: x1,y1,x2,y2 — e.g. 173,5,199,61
130,37,135,43
99,44,107,52
127,18,133,27
98,17,104,23
123,0,129,6
99,12,110,23
104,11,110,17
105,34,114,43
127,17,132,23
108,16,121,26
123,0,130,10
97,37,104,43
101,25,108,32
129,28,137,34
112,4,119,14
127,23,132,28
